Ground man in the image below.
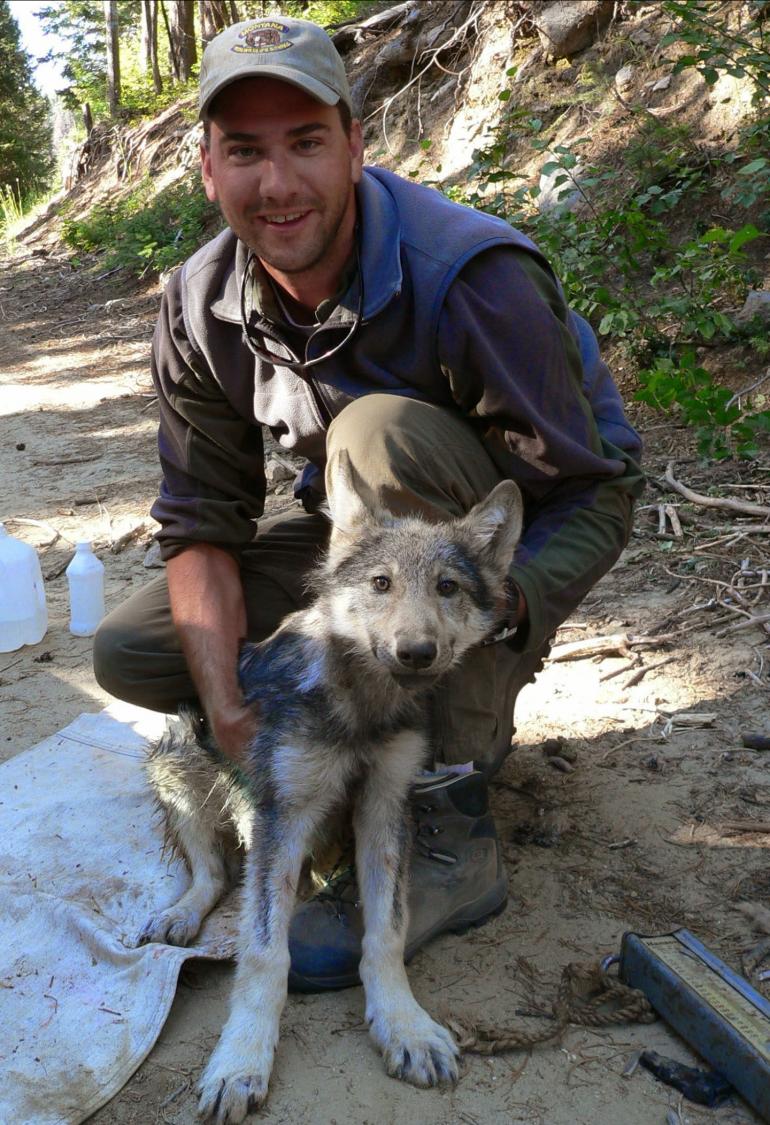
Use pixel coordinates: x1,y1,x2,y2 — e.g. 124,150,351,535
93,15,643,987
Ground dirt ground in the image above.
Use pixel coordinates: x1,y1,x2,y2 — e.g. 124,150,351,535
2,241,770,1125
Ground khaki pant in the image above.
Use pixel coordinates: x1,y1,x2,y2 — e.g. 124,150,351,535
93,396,548,773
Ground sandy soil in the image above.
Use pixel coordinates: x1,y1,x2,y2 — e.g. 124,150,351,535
3,245,770,1125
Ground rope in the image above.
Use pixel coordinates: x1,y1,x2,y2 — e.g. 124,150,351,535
447,961,655,1055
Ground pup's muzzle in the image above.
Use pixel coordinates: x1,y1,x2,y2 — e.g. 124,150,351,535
395,639,438,672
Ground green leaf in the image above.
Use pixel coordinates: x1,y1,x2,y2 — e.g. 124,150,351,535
729,224,761,251
700,227,729,243
739,158,768,175
498,89,512,102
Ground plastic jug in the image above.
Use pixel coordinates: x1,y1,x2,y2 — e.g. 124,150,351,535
0,523,48,652
66,541,105,637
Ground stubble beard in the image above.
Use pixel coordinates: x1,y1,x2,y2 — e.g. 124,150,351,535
239,190,352,277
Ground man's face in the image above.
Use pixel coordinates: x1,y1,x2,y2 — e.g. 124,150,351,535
201,78,363,282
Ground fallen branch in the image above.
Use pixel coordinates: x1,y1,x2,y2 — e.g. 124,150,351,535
725,368,770,411
623,654,676,688
548,633,631,662
721,820,770,835
2,516,62,549
600,654,642,681
665,504,683,538
664,461,770,519
715,611,770,636
33,455,101,467
109,520,153,554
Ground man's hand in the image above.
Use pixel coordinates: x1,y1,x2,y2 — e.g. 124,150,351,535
167,544,256,763
209,702,260,765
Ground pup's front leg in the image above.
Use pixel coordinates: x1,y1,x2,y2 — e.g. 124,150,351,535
355,748,460,1088
197,806,315,1124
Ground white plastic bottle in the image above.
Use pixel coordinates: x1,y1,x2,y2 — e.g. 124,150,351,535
0,523,48,652
66,542,105,637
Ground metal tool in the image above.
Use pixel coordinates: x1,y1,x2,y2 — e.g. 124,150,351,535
604,928,770,1121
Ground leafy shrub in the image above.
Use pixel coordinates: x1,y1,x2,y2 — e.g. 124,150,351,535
637,351,770,460
61,174,221,276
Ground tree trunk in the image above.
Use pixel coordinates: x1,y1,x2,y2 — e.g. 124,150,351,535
199,1,239,45
142,1,163,93
167,0,197,83
104,0,121,116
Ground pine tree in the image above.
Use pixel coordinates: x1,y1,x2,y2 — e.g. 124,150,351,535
0,1,53,199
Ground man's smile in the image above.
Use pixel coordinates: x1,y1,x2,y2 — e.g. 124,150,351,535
258,211,311,228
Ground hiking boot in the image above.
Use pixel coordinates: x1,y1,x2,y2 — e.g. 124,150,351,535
287,768,507,991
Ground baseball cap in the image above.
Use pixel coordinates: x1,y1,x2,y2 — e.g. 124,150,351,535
199,16,353,118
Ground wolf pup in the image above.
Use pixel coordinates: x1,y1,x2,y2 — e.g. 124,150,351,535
135,466,523,1124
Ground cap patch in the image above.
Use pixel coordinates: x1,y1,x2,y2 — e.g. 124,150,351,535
233,22,293,54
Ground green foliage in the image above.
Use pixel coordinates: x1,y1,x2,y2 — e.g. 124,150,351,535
280,0,375,24
34,0,383,126
720,118,770,229
637,351,770,460
118,56,198,120
36,0,114,118
440,4,770,459
61,174,222,276
0,0,53,200
459,116,761,348
247,1,385,26
660,0,770,103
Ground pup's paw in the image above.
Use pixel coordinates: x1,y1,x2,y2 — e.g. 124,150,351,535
369,1004,460,1087
133,907,202,947
197,1041,274,1123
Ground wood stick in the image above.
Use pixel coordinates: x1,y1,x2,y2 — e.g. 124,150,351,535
548,633,630,662
665,504,683,538
623,654,676,687
716,612,770,636
600,655,642,681
721,820,770,835
664,462,770,518
109,521,152,554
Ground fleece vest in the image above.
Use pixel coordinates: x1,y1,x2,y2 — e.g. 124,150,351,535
177,167,636,479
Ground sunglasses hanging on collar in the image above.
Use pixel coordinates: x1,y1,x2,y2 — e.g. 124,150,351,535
239,244,365,373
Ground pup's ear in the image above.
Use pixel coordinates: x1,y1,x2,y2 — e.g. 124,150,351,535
458,480,524,572
325,450,381,542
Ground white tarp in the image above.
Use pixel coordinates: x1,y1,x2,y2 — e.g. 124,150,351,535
0,704,238,1125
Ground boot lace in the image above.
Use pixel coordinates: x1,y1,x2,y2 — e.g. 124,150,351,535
413,801,457,865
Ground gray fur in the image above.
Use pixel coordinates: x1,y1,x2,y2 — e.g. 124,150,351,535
135,474,523,1122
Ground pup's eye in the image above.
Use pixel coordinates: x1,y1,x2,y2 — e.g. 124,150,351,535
437,578,458,597
372,575,391,592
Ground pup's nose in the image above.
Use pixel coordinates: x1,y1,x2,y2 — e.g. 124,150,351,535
396,640,437,670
